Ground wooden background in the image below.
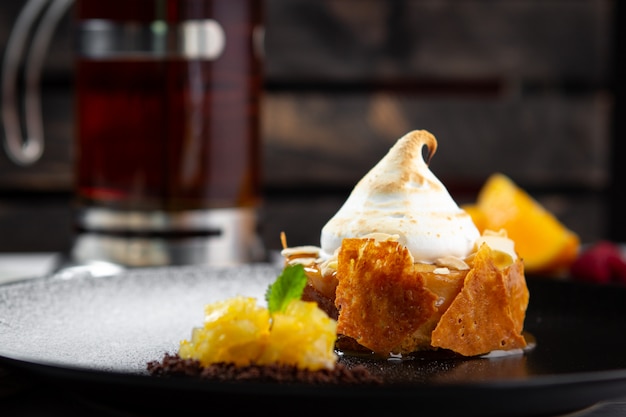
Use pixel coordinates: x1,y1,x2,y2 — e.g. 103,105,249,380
0,0,621,257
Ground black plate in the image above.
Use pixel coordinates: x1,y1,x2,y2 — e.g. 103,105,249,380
1,264,626,417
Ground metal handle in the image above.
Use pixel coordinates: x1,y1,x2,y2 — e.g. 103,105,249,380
2,0,73,166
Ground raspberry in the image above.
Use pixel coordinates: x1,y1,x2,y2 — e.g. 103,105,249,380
569,241,624,284
609,254,626,284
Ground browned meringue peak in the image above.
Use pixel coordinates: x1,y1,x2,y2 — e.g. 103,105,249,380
320,130,480,263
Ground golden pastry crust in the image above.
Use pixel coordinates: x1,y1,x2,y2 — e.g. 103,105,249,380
333,239,528,356
335,238,440,354
431,244,528,356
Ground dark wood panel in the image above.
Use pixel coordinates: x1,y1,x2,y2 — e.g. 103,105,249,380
265,0,612,83
262,92,611,189
0,0,613,83
609,0,626,242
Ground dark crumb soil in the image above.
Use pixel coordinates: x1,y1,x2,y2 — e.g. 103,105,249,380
147,353,383,385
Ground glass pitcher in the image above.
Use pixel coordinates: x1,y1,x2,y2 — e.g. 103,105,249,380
2,0,265,268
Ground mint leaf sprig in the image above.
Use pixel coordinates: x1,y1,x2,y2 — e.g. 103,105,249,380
265,264,308,315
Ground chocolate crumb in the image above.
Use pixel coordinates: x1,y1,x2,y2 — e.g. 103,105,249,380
147,353,383,385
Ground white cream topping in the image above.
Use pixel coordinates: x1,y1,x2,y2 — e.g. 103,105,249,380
320,130,481,263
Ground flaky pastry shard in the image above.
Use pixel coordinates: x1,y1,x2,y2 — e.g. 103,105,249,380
431,243,528,356
335,239,439,354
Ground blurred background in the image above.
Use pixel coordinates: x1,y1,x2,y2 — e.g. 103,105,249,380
0,0,622,259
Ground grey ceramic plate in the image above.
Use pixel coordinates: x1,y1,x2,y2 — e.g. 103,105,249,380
1,263,626,417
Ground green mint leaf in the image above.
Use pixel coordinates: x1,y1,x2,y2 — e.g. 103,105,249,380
265,264,308,314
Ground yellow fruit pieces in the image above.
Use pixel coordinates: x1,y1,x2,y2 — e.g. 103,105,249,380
259,299,338,370
178,296,337,371
462,173,580,275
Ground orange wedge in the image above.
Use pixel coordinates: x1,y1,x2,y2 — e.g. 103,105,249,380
463,173,580,275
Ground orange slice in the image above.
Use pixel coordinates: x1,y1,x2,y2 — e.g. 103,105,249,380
464,173,580,274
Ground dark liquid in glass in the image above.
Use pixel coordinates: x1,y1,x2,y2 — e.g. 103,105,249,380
75,0,262,215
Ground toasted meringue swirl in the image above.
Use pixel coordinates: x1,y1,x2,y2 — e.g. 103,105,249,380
320,130,480,263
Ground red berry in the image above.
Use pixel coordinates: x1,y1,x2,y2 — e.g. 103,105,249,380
609,253,626,284
569,241,623,284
